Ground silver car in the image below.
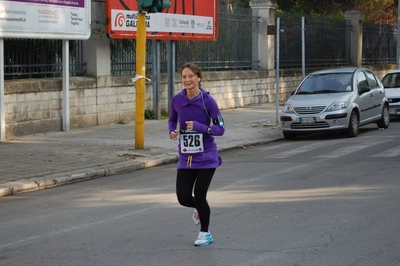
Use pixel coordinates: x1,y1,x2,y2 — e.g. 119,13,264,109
280,67,390,139
381,70,400,116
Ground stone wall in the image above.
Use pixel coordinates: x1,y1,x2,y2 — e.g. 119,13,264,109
4,66,395,138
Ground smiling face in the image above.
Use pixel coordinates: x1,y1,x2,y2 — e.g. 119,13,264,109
180,63,202,93
181,67,200,92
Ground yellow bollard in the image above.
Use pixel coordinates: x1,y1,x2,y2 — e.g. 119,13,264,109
135,11,146,149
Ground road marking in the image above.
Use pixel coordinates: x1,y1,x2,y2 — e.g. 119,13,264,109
314,142,384,158
370,145,400,157
265,141,339,158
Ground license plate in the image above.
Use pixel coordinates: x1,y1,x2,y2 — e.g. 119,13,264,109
299,117,316,124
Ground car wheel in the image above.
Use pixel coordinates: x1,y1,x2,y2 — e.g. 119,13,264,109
377,104,390,129
346,110,359,137
283,132,297,140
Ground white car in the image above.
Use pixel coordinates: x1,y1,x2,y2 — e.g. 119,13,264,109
381,70,400,116
280,67,390,139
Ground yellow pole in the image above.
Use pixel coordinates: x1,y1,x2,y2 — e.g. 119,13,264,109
135,11,146,149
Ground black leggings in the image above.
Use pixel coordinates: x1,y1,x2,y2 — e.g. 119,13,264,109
176,168,216,232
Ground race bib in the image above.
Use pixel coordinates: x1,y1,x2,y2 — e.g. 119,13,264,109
180,131,204,153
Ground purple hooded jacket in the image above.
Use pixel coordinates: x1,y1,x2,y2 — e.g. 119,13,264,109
168,88,225,169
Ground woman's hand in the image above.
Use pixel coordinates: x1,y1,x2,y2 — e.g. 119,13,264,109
185,121,194,131
170,130,179,140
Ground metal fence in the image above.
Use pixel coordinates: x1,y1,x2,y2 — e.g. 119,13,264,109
176,4,257,71
277,12,351,68
3,8,398,79
4,39,85,79
362,22,397,65
110,3,257,75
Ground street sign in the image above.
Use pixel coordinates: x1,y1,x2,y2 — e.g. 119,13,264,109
0,0,91,39
267,25,302,35
106,0,218,41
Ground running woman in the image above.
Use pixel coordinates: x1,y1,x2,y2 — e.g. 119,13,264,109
168,63,225,246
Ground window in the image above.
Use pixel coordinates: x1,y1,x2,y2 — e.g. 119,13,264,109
365,71,379,89
356,72,369,92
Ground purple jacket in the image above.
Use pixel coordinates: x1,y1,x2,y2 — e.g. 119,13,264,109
168,88,225,169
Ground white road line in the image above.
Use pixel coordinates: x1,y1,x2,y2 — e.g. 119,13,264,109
265,141,339,158
370,145,400,157
314,142,384,158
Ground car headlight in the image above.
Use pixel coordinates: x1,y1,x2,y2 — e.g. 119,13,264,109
282,103,294,113
326,101,347,112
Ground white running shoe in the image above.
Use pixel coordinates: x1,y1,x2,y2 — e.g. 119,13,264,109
194,231,214,246
192,209,200,225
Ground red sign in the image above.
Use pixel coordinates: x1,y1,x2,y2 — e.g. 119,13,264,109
106,0,218,41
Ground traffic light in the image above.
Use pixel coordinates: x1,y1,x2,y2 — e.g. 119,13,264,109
151,0,171,12
138,0,171,13
138,0,154,12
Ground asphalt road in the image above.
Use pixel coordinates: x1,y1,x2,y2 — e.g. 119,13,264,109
1,120,400,266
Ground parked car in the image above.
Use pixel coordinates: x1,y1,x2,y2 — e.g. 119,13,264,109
280,67,390,139
381,70,400,116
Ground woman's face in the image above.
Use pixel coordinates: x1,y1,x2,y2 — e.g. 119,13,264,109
181,67,199,91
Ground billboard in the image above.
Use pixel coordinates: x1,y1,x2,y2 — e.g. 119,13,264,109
0,0,91,39
106,0,218,41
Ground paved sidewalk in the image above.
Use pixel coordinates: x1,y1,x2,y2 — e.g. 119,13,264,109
0,103,284,197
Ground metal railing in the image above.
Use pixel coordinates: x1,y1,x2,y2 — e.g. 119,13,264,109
277,12,352,68
3,8,398,79
110,4,257,75
362,22,397,65
4,39,85,79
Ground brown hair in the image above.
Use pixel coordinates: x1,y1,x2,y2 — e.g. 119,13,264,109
180,62,202,80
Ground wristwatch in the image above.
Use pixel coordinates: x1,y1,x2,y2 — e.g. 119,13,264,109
207,127,211,134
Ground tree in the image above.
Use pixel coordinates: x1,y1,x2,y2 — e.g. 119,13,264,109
277,0,398,24
356,0,397,24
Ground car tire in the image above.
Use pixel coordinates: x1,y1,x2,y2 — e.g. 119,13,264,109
346,110,359,137
377,104,390,129
283,132,297,140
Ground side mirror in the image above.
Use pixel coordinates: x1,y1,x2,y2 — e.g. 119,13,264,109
359,87,371,94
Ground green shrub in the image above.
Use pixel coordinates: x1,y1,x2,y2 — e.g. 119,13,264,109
145,109,156,119
161,109,169,118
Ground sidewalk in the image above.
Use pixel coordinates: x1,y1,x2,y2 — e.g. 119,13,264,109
0,103,283,197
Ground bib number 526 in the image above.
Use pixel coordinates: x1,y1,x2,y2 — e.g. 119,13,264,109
180,132,204,153
182,134,201,147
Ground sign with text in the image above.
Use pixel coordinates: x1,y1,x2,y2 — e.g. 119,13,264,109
0,0,91,39
106,0,218,41
267,25,307,35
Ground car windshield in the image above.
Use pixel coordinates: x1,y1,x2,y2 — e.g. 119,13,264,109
296,73,353,94
382,73,400,88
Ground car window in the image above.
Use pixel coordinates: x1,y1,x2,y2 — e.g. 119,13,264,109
356,72,369,92
297,73,352,94
382,73,400,88
365,71,380,89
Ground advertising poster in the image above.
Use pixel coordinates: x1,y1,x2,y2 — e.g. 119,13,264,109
0,0,91,39
106,0,218,41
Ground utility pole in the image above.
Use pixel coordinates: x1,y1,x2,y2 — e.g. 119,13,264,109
135,11,146,149
135,0,171,148
397,0,400,69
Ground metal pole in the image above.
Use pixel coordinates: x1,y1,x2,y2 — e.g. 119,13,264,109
152,40,161,119
302,16,306,79
135,12,146,149
62,40,70,131
167,40,176,111
275,17,280,124
397,0,400,69
0,38,5,141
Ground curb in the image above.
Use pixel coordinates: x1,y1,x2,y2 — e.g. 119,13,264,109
0,154,178,197
0,136,284,198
